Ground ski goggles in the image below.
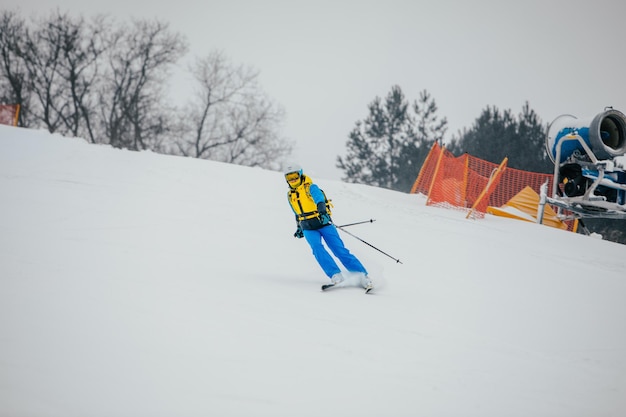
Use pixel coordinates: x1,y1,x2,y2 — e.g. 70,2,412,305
285,172,301,183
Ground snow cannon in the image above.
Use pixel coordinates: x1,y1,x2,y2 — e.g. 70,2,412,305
546,108,626,164
540,108,626,219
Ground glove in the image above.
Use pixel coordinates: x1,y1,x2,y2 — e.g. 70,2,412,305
317,202,331,225
319,213,332,225
294,225,304,239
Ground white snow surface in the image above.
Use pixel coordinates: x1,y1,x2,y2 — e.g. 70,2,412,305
1,124,625,417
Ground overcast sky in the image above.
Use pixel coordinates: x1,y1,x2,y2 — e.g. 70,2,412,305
5,0,626,179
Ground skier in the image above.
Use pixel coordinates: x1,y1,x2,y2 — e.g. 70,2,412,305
284,164,373,291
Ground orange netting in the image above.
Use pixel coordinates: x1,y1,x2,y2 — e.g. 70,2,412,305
411,142,576,231
0,104,20,126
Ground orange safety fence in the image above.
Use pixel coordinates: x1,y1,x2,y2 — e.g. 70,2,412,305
411,142,577,231
0,104,20,126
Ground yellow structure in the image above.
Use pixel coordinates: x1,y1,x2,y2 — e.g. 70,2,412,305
487,186,571,230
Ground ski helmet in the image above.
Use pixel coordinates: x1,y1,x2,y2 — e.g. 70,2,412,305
284,164,303,176
284,163,303,187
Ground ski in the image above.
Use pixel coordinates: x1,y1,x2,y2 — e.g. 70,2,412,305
321,282,374,294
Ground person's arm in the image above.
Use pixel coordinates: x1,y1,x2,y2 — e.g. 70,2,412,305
309,184,326,213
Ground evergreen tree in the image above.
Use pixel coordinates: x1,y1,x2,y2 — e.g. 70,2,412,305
453,102,551,173
404,89,448,190
337,86,447,192
515,102,552,173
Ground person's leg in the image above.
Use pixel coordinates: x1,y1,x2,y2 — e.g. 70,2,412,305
319,226,368,275
303,229,341,278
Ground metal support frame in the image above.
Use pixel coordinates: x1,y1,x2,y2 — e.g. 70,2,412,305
541,132,626,221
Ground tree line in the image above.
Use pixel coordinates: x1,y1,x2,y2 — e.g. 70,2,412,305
0,9,558,183
0,10,291,169
338,84,552,192
1,10,622,243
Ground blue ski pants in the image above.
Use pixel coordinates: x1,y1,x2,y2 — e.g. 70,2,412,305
303,225,368,278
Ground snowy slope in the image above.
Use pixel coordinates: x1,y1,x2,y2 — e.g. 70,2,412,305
1,124,625,417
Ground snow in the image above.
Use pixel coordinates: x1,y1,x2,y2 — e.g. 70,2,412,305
1,124,625,417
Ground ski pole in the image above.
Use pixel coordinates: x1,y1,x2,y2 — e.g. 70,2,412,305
335,219,376,228
335,225,402,264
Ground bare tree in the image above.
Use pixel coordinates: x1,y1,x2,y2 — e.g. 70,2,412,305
20,12,67,133
54,14,109,142
2,11,108,138
173,51,291,169
99,19,187,151
217,92,289,168
1,12,186,149
0,11,31,127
